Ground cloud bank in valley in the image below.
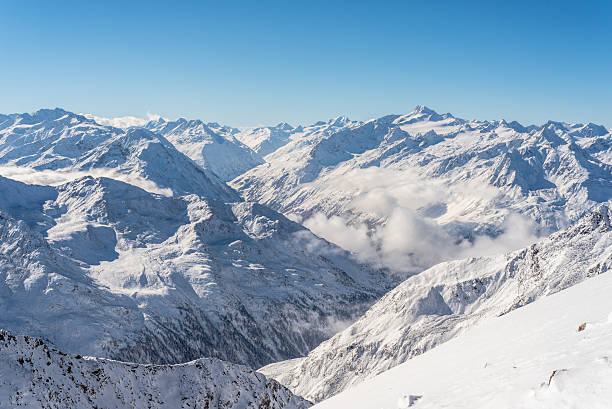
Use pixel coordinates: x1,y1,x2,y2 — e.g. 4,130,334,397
301,167,539,275
0,166,173,197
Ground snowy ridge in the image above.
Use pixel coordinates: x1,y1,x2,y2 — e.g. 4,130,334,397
0,330,311,409
0,174,394,369
260,206,612,402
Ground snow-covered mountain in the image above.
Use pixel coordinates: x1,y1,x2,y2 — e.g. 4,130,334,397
0,108,239,200
260,206,612,402
0,330,311,409
232,106,612,273
145,118,264,181
313,263,612,409
0,172,393,369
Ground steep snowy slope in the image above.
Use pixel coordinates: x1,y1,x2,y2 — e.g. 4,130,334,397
0,175,394,369
314,267,612,409
0,108,239,200
0,330,311,409
260,206,612,402
232,106,612,273
145,118,264,181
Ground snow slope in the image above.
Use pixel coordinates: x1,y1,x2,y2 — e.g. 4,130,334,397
260,206,612,402
313,266,612,409
232,106,612,273
0,330,311,409
145,118,264,181
0,174,394,369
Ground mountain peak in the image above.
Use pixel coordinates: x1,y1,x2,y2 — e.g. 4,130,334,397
330,116,350,125
275,121,294,130
19,107,79,123
412,105,439,116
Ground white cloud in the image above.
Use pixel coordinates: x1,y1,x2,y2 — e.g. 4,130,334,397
301,167,539,275
82,112,165,128
303,214,377,261
0,166,173,197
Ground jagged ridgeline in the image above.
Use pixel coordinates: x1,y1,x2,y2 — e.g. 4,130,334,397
0,330,311,408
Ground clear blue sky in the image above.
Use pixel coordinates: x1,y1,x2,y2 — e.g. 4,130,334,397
2,0,611,127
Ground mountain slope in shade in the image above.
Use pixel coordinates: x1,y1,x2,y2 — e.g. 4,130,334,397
145,118,264,181
232,106,612,273
0,174,394,369
0,108,239,201
260,206,612,402
0,330,311,409
313,264,612,409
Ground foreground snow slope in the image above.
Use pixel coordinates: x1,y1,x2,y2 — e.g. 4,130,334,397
314,266,612,409
261,206,612,401
0,174,393,369
0,330,311,409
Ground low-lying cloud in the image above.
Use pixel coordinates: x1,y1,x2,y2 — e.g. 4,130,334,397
301,167,539,275
0,166,173,197
83,113,164,128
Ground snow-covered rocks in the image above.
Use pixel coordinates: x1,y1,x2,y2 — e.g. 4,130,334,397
0,330,311,409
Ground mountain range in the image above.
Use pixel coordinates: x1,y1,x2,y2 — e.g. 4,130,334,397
0,106,610,408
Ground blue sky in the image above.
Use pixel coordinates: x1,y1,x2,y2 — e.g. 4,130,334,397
1,0,610,127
